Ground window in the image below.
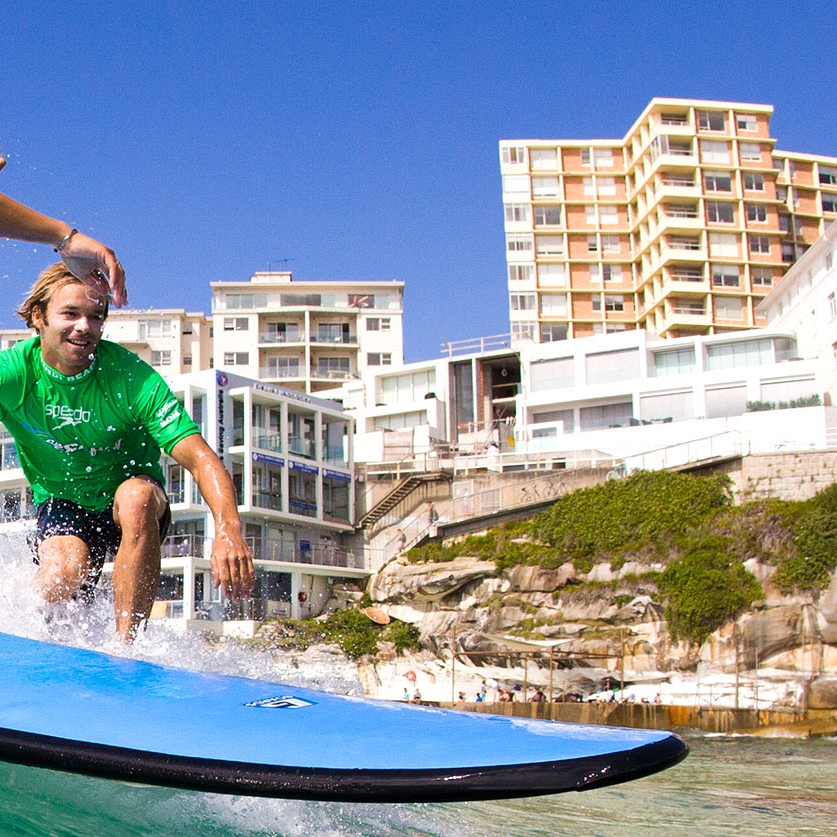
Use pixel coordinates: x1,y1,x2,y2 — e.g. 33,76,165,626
580,148,591,166
511,322,536,341
506,233,533,252
504,204,530,222
599,206,618,225
151,350,172,367
540,293,567,316
316,322,350,343
829,292,837,321
316,357,351,378
532,177,560,197
530,148,557,170
281,292,321,307
706,384,747,418
587,235,599,252
508,264,534,282
580,402,634,431
712,265,740,287
531,356,574,391
751,267,773,286
502,175,529,194
138,319,173,339
268,356,299,377
502,146,526,165
604,294,624,312
366,317,391,331
538,263,566,286
736,113,758,131
819,165,837,186
698,110,725,131
749,235,770,254
584,176,616,195
510,293,537,311
223,351,248,365
660,112,688,126
265,321,300,343
715,298,744,320
823,193,837,213
652,348,695,377
602,264,622,282
367,352,392,366
223,317,248,331
709,233,738,257
594,148,614,167
704,171,732,192
536,235,563,255
540,323,568,342
707,201,734,223
534,205,562,225
591,264,622,283
225,293,267,309
700,140,730,163
739,142,761,161
640,390,694,422
601,235,620,253
743,172,765,191
746,204,767,222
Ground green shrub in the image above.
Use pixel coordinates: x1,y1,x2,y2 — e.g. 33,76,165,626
657,535,763,644
532,470,732,561
383,620,422,655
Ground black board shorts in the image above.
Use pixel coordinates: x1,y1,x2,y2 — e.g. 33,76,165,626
29,488,172,601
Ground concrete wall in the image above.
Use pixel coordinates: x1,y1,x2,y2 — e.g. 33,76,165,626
709,450,837,502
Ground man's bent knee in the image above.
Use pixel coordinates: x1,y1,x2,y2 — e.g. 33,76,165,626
35,535,91,603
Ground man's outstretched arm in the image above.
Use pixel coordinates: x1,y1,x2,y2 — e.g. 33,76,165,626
0,156,127,306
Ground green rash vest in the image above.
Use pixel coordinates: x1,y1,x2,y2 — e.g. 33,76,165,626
0,337,200,512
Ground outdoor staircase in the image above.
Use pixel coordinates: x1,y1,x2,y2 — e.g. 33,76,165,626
357,473,447,529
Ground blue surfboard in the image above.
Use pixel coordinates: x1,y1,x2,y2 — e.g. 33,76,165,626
0,632,687,802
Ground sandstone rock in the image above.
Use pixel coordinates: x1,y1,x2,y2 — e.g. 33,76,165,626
368,556,495,603
808,675,837,709
505,563,575,592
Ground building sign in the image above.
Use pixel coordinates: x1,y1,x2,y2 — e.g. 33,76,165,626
323,468,351,482
253,452,285,467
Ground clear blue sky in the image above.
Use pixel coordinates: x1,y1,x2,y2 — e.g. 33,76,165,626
2,0,836,361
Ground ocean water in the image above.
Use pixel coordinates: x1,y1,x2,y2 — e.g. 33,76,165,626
0,735,833,836
0,534,834,836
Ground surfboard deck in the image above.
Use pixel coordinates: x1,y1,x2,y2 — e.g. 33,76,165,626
0,632,688,802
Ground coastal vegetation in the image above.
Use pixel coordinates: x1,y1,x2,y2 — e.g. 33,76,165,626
400,470,837,644
247,609,422,659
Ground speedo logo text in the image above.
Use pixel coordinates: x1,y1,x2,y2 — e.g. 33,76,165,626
45,404,92,428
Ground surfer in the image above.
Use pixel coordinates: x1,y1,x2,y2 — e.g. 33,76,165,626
0,155,127,307
0,262,254,641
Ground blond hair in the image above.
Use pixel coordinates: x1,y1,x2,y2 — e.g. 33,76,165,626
16,262,109,329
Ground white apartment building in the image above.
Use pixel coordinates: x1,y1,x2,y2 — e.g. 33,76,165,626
758,219,837,402
103,308,213,375
346,326,832,473
500,97,837,344
211,271,404,395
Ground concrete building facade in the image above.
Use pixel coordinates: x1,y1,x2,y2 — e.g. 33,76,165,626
500,97,837,345
210,271,404,396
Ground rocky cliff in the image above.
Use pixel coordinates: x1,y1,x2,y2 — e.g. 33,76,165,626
362,551,837,709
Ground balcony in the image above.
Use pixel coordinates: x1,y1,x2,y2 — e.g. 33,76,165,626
310,333,358,346
258,331,305,345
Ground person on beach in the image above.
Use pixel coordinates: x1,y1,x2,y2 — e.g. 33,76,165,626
0,155,126,307
0,262,254,642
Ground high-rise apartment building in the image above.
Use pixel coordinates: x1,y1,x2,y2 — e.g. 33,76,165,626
211,271,404,395
500,97,837,344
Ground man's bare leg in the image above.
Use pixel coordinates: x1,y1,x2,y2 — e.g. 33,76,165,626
34,535,90,603
111,476,167,642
